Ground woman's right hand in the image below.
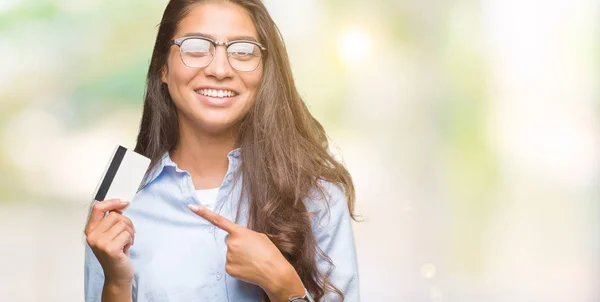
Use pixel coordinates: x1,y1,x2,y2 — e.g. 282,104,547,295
85,199,136,285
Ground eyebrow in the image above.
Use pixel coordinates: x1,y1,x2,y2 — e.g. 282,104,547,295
181,32,260,43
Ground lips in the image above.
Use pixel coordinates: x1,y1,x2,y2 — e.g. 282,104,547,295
194,89,237,107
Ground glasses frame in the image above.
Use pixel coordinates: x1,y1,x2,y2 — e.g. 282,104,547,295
169,36,267,72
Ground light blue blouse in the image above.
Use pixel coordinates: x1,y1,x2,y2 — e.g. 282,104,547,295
84,149,360,301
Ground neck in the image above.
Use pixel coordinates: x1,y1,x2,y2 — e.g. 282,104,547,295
171,118,238,190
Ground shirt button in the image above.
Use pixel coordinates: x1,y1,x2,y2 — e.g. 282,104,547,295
207,227,214,234
216,272,222,280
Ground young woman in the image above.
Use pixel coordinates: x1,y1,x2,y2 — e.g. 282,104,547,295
84,1,359,301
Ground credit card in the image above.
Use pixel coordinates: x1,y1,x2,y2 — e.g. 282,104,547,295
92,145,151,203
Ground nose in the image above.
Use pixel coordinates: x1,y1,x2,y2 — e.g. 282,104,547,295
204,45,234,80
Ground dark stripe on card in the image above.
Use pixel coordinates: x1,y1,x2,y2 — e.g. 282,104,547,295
94,145,127,201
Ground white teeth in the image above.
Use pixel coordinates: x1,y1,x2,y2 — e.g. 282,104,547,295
197,89,236,98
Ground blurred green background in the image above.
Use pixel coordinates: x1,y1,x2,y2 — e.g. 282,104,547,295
0,0,598,301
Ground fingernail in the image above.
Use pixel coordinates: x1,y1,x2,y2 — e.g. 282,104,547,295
119,199,130,204
188,204,199,211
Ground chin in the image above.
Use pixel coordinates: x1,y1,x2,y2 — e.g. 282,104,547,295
193,117,240,135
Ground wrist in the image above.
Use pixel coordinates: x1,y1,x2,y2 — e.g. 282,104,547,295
264,263,305,302
102,279,132,302
103,278,132,293
104,274,133,286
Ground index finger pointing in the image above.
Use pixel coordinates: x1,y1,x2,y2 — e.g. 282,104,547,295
188,204,239,234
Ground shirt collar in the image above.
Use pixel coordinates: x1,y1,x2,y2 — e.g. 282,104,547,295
141,148,241,188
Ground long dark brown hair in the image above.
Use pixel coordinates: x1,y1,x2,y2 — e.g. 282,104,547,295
134,0,356,300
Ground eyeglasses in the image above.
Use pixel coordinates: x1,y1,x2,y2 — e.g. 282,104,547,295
169,36,267,72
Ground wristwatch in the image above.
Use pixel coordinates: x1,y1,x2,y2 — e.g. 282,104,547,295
288,288,315,302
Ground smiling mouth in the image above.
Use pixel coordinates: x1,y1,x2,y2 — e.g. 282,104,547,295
196,89,238,98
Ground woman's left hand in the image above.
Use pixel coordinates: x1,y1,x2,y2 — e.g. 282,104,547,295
188,204,306,301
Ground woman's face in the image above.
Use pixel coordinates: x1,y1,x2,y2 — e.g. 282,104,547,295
162,2,263,135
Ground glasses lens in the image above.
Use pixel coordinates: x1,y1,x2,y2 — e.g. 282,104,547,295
227,42,262,71
180,38,214,68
